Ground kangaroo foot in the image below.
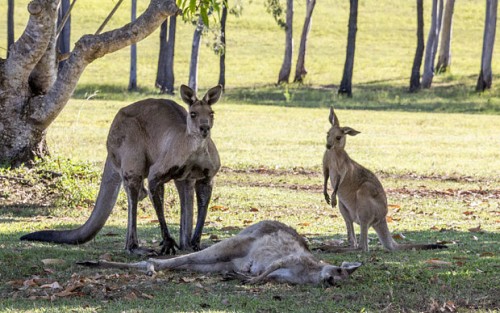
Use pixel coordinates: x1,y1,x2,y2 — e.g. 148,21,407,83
128,246,159,257
159,237,180,255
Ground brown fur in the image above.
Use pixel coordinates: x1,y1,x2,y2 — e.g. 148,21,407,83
21,85,223,255
78,220,362,286
322,106,446,252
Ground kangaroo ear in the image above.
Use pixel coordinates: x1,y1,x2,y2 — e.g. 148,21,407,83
329,106,339,126
180,84,197,106
342,127,360,136
203,85,223,105
340,262,362,275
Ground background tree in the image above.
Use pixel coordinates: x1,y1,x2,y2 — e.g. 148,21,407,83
277,0,293,84
188,17,205,91
435,0,455,73
56,0,72,71
409,0,425,92
421,0,443,88
338,0,358,97
7,0,15,58
0,0,180,167
293,0,316,83
218,2,228,89
128,0,138,91
476,0,497,92
156,16,177,94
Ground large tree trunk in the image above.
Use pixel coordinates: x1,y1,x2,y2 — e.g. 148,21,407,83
293,0,316,83
410,0,425,92
218,4,228,90
476,0,497,92
338,0,358,97
156,16,177,94
128,0,138,91
436,0,455,73
7,0,15,58
0,0,180,167
421,0,442,88
57,0,71,71
188,18,204,92
277,0,293,84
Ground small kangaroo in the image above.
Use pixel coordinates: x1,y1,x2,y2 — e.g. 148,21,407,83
21,85,223,255
78,220,362,286
322,106,446,252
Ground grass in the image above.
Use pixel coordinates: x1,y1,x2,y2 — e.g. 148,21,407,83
0,0,500,311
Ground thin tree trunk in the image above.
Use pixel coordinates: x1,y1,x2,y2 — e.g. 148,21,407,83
218,5,228,90
436,0,455,73
476,0,497,91
338,0,358,97
410,0,425,92
7,0,14,58
294,0,316,83
188,18,204,92
165,15,176,94
128,0,138,91
156,20,168,91
277,0,293,84
421,0,442,88
57,0,71,71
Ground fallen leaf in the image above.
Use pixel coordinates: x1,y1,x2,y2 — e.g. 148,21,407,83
480,252,494,257
249,207,259,212
209,234,219,241
386,216,394,223
124,291,138,300
298,222,310,227
99,253,112,261
210,205,229,212
148,219,159,223
220,226,239,232
392,233,406,240
463,211,474,216
180,277,197,283
40,281,62,289
243,220,253,225
468,225,482,233
388,204,401,209
103,232,119,237
41,259,65,265
141,292,154,300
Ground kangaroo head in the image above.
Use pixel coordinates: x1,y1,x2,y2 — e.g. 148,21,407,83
320,262,362,286
180,84,223,138
326,106,360,150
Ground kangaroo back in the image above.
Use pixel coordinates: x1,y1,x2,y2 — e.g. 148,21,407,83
20,156,121,244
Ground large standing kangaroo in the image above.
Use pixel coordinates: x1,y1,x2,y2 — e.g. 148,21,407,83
21,85,223,255
78,220,362,286
322,106,447,252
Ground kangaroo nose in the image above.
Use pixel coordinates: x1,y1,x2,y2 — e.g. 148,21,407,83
200,125,210,137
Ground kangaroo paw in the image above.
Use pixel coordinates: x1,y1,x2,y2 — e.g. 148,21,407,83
159,237,180,255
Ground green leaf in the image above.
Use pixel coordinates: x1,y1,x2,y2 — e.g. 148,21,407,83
201,6,209,26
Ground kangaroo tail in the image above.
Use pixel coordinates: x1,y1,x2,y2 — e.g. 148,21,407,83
373,220,447,251
20,156,121,244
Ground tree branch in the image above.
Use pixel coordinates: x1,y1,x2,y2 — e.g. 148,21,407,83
29,17,58,94
4,0,59,92
29,0,180,129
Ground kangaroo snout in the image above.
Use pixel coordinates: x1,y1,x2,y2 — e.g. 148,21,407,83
200,125,210,137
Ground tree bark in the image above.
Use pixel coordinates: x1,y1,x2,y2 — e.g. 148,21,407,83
338,0,358,97
128,0,138,91
293,0,316,83
476,0,497,91
421,0,442,88
410,0,425,92
436,0,455,73
277,0,293,84
7,0,15,58
0,0,180,167
188,18,204,92
164,15,176,94
156,16,176,94
57,0,71,71
218,4,228,90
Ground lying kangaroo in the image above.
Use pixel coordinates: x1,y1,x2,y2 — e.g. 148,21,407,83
322,106,446,252
21,85,223,255
78,220,362,286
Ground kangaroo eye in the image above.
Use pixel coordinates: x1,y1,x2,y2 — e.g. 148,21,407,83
190,112,197,118
336,136,342,140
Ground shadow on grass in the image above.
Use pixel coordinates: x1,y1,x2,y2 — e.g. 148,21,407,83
73,76,500,114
